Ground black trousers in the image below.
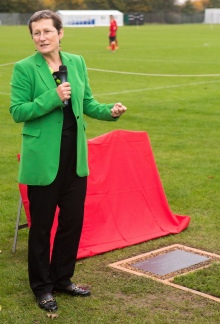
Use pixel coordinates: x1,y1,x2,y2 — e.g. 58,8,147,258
27,130,87,297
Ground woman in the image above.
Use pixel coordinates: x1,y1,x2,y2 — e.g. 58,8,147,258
10,10,127,312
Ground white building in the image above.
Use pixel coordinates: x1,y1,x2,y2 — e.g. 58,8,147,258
204,9,220,24
57,10,124,27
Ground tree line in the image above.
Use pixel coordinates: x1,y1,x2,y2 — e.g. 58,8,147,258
1,0,220,14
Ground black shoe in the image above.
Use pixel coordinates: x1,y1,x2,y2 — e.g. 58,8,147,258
54,283,90,297
37,293,58,311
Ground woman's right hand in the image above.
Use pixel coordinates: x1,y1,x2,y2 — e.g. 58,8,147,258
56,82,71,102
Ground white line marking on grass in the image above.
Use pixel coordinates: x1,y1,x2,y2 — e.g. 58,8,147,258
93,80,220,97
94,57,220,66
0,62,16,67
88,68,220,77
2,63,220,97
0,92,11,95
144,58,216,65
2,80,220,98
1,62,220,77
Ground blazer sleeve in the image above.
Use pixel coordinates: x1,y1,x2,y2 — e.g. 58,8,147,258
10,62,63,123
79,56,116,121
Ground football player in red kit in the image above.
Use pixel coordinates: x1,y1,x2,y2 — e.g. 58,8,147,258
108,15,118,51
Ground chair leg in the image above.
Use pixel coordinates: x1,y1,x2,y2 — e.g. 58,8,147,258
12,195,23,253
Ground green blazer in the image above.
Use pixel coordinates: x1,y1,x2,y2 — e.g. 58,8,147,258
10,51,116,185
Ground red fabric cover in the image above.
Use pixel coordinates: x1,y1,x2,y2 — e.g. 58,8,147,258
18,130,190,259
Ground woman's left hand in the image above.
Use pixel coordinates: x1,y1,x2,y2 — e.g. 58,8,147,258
111,102,127,118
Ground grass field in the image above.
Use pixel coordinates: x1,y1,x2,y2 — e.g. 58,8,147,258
0,23,220,323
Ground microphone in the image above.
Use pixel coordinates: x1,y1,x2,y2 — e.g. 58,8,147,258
59,65,69,106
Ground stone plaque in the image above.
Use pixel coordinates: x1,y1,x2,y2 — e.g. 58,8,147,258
132,249,210,276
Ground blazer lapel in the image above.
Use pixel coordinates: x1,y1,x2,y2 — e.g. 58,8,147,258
35,52,56,90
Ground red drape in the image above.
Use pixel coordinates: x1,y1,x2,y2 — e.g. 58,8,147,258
18,130,190,258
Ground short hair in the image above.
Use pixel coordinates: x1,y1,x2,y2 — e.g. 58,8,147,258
28,10,63,35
